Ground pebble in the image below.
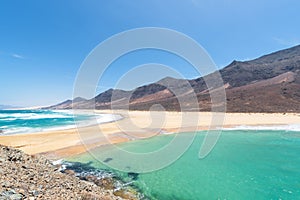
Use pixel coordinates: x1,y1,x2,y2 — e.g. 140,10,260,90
0,145,124,200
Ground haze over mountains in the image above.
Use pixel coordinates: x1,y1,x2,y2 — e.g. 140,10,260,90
0,105,19,110
48,45,300,112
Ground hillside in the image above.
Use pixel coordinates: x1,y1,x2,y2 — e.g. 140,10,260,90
48,45,300,112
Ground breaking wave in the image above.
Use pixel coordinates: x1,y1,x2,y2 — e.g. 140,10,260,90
0,110,122,135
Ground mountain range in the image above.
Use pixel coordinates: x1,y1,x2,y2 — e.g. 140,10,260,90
48,45,300,112
0,105,19,110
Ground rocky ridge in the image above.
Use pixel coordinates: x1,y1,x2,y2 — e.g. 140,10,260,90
48,45,300,112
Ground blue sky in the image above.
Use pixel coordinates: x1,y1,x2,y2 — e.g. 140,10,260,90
1,0,300,107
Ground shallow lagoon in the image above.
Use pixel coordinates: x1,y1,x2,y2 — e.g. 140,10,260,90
68,130,300,199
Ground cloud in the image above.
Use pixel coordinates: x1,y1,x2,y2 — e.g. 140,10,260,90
11,53,25,59
273,37,300,47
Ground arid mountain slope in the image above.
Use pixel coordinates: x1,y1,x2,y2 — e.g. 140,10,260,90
48,45,300,112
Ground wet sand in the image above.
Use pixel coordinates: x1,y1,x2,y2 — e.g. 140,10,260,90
0,110,299,158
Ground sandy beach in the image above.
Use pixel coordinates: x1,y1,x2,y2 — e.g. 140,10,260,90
0,110,299,158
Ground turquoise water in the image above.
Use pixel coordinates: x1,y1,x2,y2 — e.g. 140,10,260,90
67,130,300,199
0,109,116,135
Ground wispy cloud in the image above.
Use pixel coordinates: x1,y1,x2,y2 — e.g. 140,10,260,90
11,53,25,59
273,37,300,47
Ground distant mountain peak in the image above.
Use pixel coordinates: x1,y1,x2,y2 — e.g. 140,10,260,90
158,76,178,81
48,44,300,112
230,60,239,64
0,105,19,110
72,97,86,103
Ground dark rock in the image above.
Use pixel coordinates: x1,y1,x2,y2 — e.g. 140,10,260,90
64,169,75,176
128,172,139,180
96,178,115,190
103,158,113,163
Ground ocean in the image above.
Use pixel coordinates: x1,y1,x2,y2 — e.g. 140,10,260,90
2,110,300,199
66,129,300,200
0,109,120,135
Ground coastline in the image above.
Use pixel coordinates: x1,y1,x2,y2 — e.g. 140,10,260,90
0,110,299,158
0,145,123,199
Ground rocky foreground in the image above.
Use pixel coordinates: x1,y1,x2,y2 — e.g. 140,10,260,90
0,145,123,200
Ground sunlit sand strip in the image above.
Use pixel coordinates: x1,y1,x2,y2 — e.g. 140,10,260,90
0,110,299,158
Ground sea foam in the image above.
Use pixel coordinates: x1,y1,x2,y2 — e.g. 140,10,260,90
223,124,300,132
0,110,122,135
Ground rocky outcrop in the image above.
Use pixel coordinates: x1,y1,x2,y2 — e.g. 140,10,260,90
0,145,123,200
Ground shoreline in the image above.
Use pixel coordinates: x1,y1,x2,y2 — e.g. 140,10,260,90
0,144,125,199
0,110,299,159
0,109,123,135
